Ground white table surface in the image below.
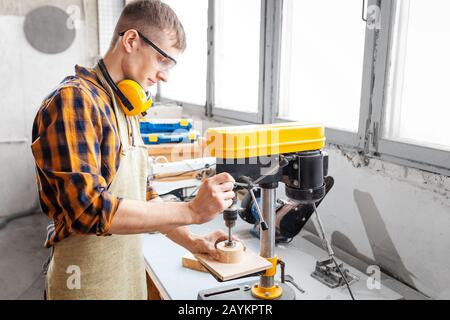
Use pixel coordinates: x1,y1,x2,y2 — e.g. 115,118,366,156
143,215,403,300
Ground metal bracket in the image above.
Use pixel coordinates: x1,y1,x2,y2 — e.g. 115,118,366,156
363,120,380,155
311,259,359,289
365,121,380,152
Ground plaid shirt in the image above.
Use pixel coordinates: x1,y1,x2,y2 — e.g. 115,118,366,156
32,65,156,248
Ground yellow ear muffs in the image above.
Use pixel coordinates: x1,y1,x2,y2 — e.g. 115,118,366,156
117,80,153,117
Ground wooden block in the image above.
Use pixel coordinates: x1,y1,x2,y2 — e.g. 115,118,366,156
154,172,199,182
147,139,206,162
182,253,208,273
194,246,272,282
216,241,245,263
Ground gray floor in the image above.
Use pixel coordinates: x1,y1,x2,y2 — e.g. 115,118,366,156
0,212,50,300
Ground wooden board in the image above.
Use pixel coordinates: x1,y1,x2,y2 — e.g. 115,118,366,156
182,253,208,273
194,248,272,282
154,172,199,182
147,138,207,162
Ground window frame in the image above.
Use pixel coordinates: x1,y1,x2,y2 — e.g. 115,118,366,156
273,0,376,150
369,0,450,176
155,0,450,176
205,0,265,124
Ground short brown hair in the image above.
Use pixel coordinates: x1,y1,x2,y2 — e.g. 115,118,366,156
111,0,186,51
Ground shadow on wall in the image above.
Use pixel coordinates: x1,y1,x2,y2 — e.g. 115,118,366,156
329,190,416,289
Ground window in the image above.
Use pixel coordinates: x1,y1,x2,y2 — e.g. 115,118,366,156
278,0,366,132
146,0,450,174
384,0,450,151
213,0,261,114
160,0,208,106
98,0,124,56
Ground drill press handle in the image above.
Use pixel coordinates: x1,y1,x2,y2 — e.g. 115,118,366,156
247,188,268,231
235,177,269,231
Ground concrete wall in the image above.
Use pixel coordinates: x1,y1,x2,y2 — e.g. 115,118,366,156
187,112,450,300
0,0,99,217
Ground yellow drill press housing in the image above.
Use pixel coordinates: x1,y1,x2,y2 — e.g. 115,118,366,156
206,122,326,160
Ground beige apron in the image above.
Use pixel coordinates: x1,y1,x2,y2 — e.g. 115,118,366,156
46,67,149,300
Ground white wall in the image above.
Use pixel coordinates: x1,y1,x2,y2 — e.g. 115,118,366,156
0,1,98,217
309,146,450,300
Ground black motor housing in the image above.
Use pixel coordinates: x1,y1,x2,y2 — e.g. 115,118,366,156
282,150,329,204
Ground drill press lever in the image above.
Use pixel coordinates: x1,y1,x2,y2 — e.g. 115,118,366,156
235,177,269,231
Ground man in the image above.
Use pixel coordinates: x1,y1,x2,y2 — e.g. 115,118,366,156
31,0,235,299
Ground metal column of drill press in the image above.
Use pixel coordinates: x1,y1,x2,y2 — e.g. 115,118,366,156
201,122,329,300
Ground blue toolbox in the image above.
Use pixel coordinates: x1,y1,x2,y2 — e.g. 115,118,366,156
142,131,200,145
140,119,193,134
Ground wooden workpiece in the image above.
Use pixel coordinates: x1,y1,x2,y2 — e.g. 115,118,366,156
194,242,272,282
181,241,246,273
216,241,245,264
182,253,208,273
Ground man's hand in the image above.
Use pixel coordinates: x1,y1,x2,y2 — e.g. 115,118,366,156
188,173,235,225
189,230,239,260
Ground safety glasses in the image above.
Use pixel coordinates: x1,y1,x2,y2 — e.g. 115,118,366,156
119,30,177,71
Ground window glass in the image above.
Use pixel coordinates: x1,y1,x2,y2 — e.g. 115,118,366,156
279,0,366,132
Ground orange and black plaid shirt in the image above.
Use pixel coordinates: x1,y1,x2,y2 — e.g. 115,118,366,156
31,65,156,248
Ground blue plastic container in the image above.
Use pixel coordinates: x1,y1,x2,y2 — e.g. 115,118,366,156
140,119,193,134
142,131,199,145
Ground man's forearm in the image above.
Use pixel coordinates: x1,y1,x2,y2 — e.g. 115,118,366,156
107,172,235,236
108,199,196,235
165,226,199,252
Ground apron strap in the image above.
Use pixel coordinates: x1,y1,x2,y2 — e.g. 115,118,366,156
93,65,133,150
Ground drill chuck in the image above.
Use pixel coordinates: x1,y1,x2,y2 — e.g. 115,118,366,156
223,208,238,227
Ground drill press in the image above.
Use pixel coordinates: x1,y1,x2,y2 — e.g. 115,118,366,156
198,122,330,300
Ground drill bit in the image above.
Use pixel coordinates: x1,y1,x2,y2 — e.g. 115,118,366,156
227,225,233,247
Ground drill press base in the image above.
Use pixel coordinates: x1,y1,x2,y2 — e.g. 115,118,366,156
197,281,296,300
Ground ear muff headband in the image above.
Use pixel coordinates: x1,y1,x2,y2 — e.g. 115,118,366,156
98,59,134,112
97,59,153,116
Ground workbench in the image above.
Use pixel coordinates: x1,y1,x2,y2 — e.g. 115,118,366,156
143,157,426,300
142,214,423,300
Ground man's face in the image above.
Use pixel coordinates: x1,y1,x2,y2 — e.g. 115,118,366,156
121,30,181,91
